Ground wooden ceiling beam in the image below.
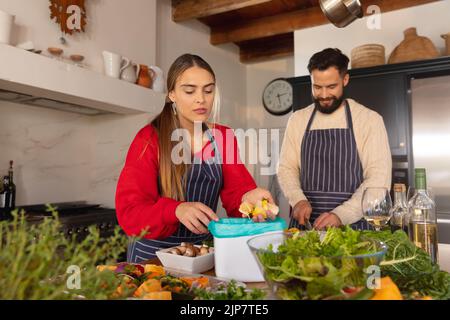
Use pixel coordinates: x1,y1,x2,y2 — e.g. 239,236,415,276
239,33,294,63
172,0,271,22
211,0,441,45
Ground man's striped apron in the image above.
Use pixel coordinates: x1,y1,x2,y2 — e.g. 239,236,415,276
289,100,370,230
128,128,223,263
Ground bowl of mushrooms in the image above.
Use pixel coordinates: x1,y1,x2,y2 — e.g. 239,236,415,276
155,242,215,274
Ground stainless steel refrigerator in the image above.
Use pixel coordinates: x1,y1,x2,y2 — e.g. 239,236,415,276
411,75,450,243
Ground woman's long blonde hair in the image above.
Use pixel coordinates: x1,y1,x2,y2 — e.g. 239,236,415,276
151,54,220,201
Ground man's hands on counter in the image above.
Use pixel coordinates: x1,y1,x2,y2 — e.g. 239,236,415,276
175,202,219,234
293,201,342,230
292,200,312,225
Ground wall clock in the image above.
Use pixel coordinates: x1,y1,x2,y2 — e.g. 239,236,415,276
262,78,293,116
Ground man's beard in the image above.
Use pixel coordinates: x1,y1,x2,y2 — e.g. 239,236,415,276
313,93,345,114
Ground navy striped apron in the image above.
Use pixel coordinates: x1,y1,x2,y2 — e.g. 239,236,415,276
128,127,223,263
289,100,370,230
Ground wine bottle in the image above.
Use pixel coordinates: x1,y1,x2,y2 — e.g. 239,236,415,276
408,168,438,264
1,176,10,220
7,161,16,210
0,176,5,208
390,183,408,233
0,177,6,221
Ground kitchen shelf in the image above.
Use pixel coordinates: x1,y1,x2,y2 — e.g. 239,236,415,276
0,44,166,115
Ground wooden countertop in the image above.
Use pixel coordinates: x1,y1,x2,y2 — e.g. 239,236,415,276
144,258,268,290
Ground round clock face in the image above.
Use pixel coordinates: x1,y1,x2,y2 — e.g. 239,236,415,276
262,78,293,115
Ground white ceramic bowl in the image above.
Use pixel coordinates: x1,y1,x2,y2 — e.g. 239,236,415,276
156,245,214,274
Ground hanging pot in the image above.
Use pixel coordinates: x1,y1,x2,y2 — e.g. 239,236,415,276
319,0,363,28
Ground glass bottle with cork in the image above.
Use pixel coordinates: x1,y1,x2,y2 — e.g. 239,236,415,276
7,160,16,210
408,168,438,264
1,175,11,220
390,183,408,233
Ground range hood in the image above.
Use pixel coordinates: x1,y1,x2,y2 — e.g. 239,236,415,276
0,44,165,116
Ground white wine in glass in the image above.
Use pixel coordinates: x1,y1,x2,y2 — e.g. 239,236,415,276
362,187,393,231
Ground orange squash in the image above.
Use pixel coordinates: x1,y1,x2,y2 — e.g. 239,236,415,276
370,277,403,300
144,264,165,279
96,265,117,272
112,281,137,299
180,276,210,288
134,279,162,297
142,291,172,300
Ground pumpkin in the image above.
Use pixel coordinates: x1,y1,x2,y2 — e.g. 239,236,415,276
144,264,165,279
96,265,117,272
180,276,210,289
142,291,172,300
370,277,403,300
134,279,162,297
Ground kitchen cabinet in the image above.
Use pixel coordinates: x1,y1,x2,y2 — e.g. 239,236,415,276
345,73,408,156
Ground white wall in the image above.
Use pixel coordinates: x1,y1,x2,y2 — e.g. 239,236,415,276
294,1,450,76
0,0,250,209
156,0,247,129
0,0,156,207
0,0,157,73
244,57,295,222
245,57,295,129
0,102,93,205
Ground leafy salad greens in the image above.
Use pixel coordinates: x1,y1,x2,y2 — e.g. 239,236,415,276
258,226,383,300
258,226,450,300
362,229,450,300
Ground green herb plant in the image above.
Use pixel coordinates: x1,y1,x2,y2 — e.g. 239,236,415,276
192,280,266,300
0,206,129,300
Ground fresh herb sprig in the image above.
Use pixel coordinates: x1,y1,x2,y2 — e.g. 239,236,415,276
192,280,266,300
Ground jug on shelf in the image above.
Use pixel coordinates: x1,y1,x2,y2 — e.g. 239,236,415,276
120,61,139,83
149,65,165,93
136,64,156,89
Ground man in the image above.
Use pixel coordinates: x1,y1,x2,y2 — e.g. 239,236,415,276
277,48,392,230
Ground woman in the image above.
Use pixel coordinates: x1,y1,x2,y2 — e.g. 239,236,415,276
115,54,276,263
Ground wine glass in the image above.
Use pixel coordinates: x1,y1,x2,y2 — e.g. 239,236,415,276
362,187,393,231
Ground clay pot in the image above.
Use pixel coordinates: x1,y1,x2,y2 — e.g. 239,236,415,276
388,27,440,64
442,33,450,56
136,64,156,89
351,44,386,69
